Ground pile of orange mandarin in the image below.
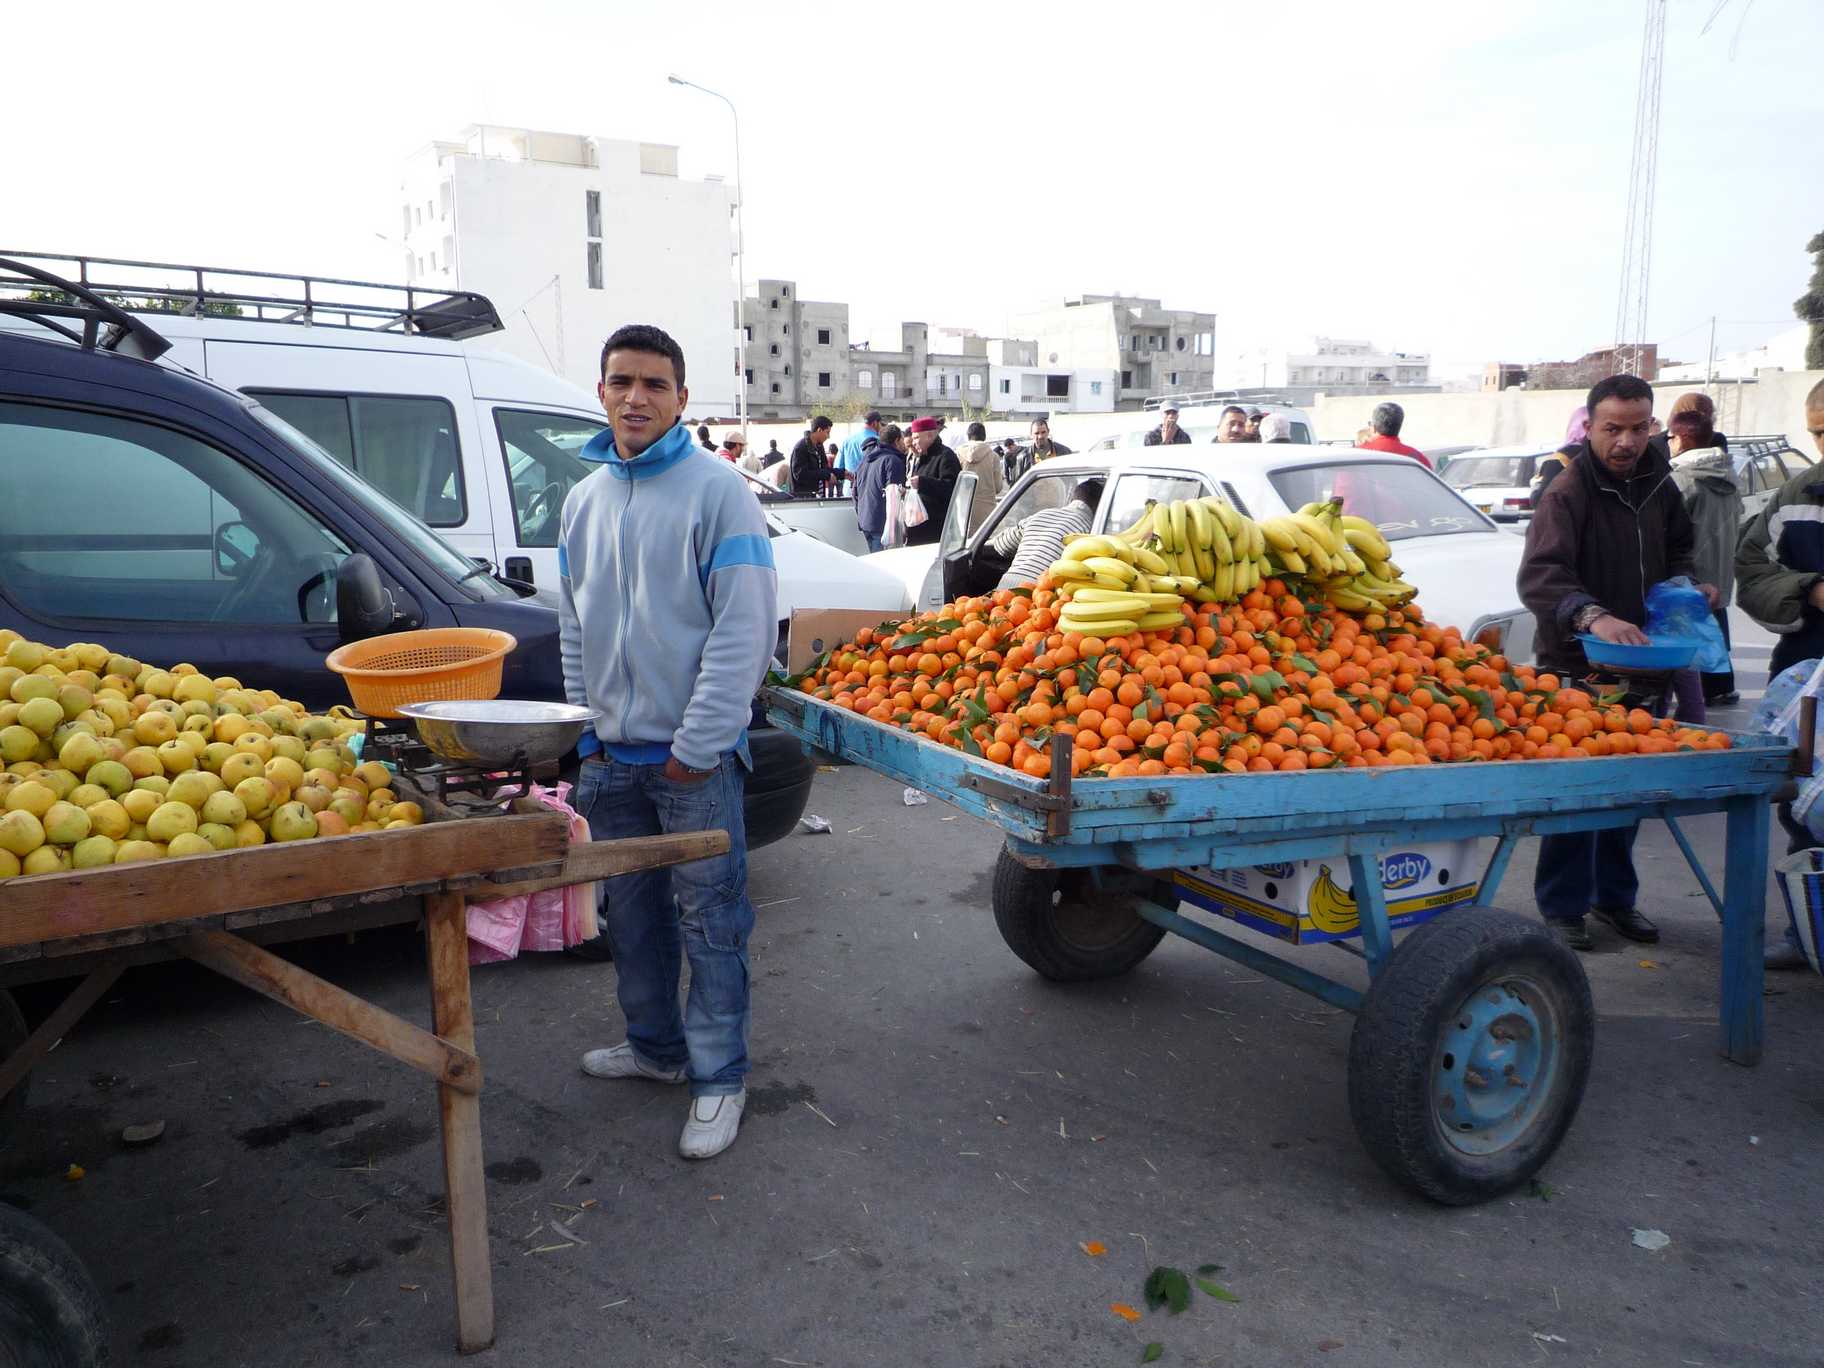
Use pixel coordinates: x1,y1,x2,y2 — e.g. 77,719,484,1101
791,579,1733,780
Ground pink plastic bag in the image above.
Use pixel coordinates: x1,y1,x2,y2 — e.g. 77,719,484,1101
467,782,598,965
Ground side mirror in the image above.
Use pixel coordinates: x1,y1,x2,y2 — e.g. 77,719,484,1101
335,554,395,642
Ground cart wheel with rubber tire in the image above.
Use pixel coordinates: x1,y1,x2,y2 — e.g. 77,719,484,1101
991,848,1166,981
0,992,27,1136
1347,906,1593,1206
0,1201,109,1367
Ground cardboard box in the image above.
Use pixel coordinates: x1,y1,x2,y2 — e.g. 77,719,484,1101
1171,840,1484,945
784,607,907,677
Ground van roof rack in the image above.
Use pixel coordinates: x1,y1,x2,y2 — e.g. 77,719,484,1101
0,256,173,360
0,251,503,341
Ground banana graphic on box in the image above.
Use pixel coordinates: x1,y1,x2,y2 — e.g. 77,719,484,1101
1306,864,1360,935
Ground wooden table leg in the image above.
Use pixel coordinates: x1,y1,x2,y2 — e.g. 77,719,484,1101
424,891,495,1353
1718,795,1770,1067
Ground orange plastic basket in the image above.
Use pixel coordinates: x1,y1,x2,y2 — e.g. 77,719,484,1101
324,628,517,718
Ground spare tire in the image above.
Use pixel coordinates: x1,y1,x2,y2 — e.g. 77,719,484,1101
0,1201,109,1367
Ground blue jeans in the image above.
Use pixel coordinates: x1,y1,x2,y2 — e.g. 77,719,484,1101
862,530,884,553
573,755,754,1097
1535,825,1640,924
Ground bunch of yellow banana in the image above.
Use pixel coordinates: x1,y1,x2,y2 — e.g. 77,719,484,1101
1135,496,1274,604
1047,533,1195,635
1277,500,1420,613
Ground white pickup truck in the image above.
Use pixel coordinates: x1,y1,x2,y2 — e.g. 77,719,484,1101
864,445,1536,662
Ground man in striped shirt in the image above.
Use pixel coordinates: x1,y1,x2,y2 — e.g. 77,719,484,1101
993,479,1105,589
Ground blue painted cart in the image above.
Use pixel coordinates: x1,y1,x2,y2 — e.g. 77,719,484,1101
768,688,1801,1204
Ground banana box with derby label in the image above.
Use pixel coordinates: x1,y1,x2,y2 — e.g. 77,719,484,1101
1171,841,1483,945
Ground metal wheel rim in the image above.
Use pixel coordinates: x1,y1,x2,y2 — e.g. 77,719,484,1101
1430,974,1560,1157
1047,875,1141,953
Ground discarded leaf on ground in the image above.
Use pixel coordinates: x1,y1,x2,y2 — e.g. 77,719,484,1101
1141,1344,1164,1363
1196,1276,1240,1303
1637,959,1660,970
1110,1303,1142,1323
62,1164,84,1182
1317,1339,1345,1352
1631,1227,1670,1251
1144,1266,1192,1315
1080,1240,1107,1258
1196,1263,1222,1276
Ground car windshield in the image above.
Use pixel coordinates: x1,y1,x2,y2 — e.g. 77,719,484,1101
246,401,515,599
1443,455,1535,489
1268,461,1491,541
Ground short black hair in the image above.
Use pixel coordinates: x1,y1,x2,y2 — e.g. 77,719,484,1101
865,410,882,425
1806,377,1824,411
1219,405,1246,419
1585,373,1654,416
696,424,710,441
600,324,685,388
881,424,904,447
1371,401,1405,437
1073,479,1106,506
967,421,987,440
809,415,833,433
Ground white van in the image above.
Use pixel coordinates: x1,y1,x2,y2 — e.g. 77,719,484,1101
0,253,907,636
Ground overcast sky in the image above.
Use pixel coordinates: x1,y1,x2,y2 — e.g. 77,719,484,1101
8,0,1819,380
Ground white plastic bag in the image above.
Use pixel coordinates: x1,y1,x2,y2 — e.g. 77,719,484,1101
884,483,906,548
902,483,929,529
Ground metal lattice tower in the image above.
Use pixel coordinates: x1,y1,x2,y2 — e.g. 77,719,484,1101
1613,0,1667,376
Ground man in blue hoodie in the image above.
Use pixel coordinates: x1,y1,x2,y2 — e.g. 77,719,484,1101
560,324,778,1160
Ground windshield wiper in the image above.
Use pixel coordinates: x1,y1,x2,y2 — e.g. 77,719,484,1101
453,562,496,588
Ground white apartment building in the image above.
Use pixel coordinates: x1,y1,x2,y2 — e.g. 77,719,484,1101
1008,295,1216,409
399,125,736,413
986,338,1117,415
1282,337,1430,388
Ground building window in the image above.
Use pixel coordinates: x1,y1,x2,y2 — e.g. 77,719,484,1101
999,378,1011,395
1175,336,1186,351
769,343,779,356
784,364,792,376
586,242,603,290
1090,380,1103,395
817,328,831,345
1045,374,1069,399
401,206,412,238
968,373,982,391
745,368,754,384
769,297,778,309
413,206,422,229
744,325,753,341
882,373,897,397
782,285,790,296
771,382,780,394
1169,372,1179,385
781,323,790,335
585,190,601,238
817,371,831,387
1121,370,1132,387
856,370,872,389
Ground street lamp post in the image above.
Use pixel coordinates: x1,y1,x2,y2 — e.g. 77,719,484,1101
668,74,747,440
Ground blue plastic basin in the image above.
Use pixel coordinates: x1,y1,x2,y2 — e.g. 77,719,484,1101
1576,635,1701,671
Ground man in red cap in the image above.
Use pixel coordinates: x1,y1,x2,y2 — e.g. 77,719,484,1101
905,417,960,547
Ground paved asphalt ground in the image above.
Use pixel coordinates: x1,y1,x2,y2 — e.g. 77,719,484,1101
6,607,1823,1368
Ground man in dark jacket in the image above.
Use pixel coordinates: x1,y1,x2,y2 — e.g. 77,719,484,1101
1517,373,1717,951
790,416,833,496
1144,405,1192,446
1008,417,1072,482
905,416,960,546
854,425,907,552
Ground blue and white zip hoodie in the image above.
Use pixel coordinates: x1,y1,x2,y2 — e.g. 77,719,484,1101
558,421,777,770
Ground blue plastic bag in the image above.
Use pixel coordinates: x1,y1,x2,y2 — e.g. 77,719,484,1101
1643,577,1730,673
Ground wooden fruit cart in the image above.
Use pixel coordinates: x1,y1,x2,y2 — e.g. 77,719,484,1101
770,686,1802,1206
0,793,726,1356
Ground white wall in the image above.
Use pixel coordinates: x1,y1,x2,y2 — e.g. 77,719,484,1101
412,143,734,414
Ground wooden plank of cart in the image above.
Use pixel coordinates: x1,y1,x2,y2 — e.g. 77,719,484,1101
0,793,727,1355
769,685,1808,1206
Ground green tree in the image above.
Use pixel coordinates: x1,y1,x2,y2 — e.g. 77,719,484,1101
126,294,245,319
1796,229,1824,370
807,393,874,424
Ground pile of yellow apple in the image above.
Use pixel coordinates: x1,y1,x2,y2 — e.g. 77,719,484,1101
0,630,423,880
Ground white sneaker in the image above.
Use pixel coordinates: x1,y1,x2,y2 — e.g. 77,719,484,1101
580,1042,686,1083
678,1090,746,1160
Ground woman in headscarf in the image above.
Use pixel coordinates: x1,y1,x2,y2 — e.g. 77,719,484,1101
1529,405,1588,505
